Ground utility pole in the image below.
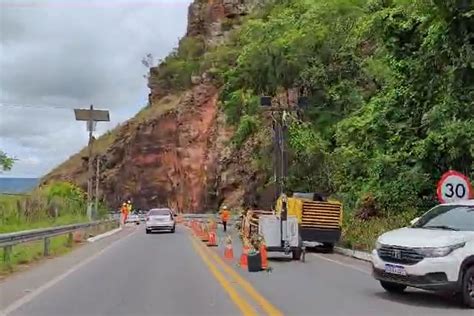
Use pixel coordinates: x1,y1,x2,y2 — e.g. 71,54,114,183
87,105,94,220
260,94,306,249
74,105,110,221
95,155,100,216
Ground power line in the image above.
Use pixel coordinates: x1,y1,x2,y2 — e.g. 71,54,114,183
0,102,73,110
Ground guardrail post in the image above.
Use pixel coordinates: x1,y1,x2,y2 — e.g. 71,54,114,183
3,246,12,269
67,232,73,247
44,237,50,257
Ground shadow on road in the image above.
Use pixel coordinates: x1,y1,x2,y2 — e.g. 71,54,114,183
373,290,464,310
305,246,334,254
268,256,293,263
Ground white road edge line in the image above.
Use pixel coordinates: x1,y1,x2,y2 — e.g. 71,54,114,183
334,247,373,262
87,227,122,242
1,228,138,316
311,253,371,275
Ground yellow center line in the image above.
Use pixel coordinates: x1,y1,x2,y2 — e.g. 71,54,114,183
190,236,258,316
191,234,285,316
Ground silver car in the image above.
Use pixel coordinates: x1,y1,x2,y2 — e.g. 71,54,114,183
145,208,176,234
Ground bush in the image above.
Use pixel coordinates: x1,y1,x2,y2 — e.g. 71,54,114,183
341,209,417,252
232,115,259,148
0,181,89,233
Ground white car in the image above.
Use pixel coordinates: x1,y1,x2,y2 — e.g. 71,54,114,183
126,214,140,225
145,208,176,234
372,199,474,308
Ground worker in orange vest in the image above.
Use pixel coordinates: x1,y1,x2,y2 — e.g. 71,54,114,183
121,202,129,225
220,205,231,232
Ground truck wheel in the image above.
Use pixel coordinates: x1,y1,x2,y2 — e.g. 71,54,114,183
323,243,335,253
292,248,302,261
461,266,474,308
380,281,407,294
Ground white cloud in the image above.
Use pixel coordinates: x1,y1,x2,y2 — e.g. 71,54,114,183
0,0,192,177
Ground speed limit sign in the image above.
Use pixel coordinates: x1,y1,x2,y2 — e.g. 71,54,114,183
437,170,472,203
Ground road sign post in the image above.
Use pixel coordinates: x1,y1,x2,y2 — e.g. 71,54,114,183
74,105,110,220
437,170,472,204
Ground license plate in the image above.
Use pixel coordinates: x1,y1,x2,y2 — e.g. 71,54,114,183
384,264,406,275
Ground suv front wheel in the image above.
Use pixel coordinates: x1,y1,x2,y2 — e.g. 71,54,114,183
380,281,407,294
461,266,474,308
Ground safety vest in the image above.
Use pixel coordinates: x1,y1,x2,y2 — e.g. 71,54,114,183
220,210,230,222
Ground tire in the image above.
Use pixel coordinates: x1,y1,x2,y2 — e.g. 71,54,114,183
146,229,151,234
380,281,407,294
171,226,176,233
292,248,302,260
322,243,335,253
461,266,474,308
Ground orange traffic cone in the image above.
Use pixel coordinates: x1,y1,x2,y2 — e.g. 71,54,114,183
240,245,249,268
200,225,209,242
207,231,218,247
192,221,198,236
260,244,268,270
224,244,234,260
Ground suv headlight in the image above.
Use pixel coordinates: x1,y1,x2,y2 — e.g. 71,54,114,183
375,240,382,250
416,242,465,258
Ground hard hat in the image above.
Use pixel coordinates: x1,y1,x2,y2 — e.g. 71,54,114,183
222,205,228,209
127,200,131,203
122,203,126,206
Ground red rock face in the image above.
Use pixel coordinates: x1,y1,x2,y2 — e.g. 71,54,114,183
98,84,221,212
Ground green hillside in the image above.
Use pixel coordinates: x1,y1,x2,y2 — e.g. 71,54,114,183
206,0,472,211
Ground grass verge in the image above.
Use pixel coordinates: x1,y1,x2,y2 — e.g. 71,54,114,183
0,223,116,276
0,214,89,234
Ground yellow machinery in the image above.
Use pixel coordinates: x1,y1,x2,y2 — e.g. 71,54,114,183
275,193,343,251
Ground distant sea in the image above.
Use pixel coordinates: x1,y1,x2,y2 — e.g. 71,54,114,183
0,178,39,194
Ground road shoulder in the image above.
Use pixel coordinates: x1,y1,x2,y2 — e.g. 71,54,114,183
0,226,137,311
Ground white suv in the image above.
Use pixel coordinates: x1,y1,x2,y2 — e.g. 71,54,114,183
372,200,474,308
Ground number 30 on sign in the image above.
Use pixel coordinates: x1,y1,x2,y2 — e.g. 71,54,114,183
437,170,473,203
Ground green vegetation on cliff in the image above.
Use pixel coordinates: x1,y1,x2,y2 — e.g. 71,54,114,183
151,0,473,249
214,0,473,214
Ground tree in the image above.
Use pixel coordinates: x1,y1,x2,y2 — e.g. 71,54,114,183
0,151,15,172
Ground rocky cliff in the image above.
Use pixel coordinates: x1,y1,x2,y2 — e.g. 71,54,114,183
43,0,268,212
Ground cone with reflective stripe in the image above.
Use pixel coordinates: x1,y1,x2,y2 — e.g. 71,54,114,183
200,223,209,242
207,231,218,247
224,244,234,260
240,245,249,268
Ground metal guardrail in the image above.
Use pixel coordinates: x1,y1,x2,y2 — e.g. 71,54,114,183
1,219,119,268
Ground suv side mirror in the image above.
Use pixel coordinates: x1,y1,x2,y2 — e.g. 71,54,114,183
410,217,420,226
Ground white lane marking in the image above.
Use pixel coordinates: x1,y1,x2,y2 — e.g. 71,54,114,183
1,228,139,316
311,253,371,275
87,227,122,242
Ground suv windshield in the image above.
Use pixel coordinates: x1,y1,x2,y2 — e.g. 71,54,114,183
148,209,171,216
414,204,474,231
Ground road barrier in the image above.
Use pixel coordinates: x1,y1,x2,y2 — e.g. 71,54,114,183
0,219,119,269
180,213,239,223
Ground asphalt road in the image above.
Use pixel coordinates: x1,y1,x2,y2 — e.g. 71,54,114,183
5,226,240,316
2,224,472,316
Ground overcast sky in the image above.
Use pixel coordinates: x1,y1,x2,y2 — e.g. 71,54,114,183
0,0,192,178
